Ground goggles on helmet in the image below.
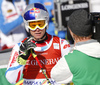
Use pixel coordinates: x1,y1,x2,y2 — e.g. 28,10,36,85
29,20,46,31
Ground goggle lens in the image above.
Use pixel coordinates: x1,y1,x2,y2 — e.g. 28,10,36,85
29,20,46,30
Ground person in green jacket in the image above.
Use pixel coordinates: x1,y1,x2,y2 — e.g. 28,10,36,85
51,9,100,85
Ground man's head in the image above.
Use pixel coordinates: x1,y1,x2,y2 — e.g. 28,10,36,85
23,3,49,41
68,9,93,43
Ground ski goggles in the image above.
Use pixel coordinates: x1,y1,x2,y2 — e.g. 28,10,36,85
29,20,46,31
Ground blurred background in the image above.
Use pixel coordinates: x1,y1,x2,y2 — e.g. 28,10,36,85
0,0,100,85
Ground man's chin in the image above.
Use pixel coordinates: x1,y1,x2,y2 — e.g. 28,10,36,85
34,37,42,41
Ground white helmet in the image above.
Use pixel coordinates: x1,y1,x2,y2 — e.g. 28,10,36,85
23,3,49,32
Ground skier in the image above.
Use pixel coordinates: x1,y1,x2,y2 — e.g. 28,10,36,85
5,3,71,85
29,0,55,36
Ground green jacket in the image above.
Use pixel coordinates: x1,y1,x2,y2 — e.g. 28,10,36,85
65,50,100,85
51,39,100,85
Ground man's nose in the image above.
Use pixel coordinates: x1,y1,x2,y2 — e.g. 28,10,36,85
35,28,40,31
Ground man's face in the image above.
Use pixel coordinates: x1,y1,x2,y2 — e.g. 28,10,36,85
29,20,47,41
30,28,46,41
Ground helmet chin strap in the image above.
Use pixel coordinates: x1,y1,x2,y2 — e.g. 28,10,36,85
29,28,47,43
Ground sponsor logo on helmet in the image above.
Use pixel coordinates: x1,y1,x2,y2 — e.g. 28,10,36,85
30,8,40,14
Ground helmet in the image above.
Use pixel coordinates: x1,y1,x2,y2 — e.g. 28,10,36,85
23,3,49,32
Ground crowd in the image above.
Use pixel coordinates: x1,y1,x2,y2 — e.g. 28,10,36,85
0,0,28,51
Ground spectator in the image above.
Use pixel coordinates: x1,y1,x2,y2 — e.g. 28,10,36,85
51,9,100,85
0,0,28,51
5,3,71,85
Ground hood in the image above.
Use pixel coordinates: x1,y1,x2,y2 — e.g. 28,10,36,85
74,39,100,58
